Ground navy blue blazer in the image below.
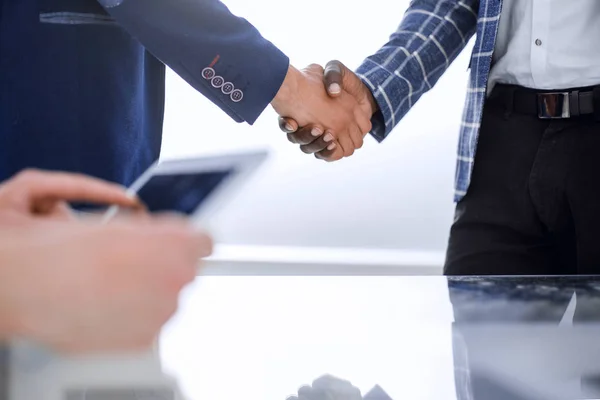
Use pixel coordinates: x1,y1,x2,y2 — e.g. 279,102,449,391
0,0,288,186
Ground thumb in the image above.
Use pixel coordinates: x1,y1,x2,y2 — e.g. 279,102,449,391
324,60,361,98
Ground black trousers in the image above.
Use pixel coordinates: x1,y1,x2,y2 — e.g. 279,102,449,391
446,87,600,399
445,88,600,276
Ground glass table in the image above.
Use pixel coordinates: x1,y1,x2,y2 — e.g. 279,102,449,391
159,275,600,400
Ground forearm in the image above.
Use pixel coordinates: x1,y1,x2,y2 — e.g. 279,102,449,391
356,0,479,140
99,0,289,124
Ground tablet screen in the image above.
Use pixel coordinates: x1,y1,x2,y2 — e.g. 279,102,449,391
136,170,233,215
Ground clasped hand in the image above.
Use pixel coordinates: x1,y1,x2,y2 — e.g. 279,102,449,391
271,61,377,161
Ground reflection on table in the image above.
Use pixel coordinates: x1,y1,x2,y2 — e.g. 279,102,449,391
160,275,600,400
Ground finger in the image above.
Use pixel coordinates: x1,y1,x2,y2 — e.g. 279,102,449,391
108,212,188,229
150,214,214,258
192,231,214,259
28,196,76,220
355,109,373,137
297,386,314,398
76,205,149,225
300,132,337,154
315,143,344,162
305,388,332,400
116,216,212,275
15,170,142,210
304,63,325,75
349,124,364,150
288,125,324,146
312,375,353,390
298,386,326,400
334,130,355,158
119,203,150,219
106,205,151,223
162,228,212,284
141,212,190,226
325,60,364,100
324,60,345,98
279,117,298,133
312,376,362,400
287,132,299,144
47,202,76,221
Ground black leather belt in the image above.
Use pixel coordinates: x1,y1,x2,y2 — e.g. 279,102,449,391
491,84,600,119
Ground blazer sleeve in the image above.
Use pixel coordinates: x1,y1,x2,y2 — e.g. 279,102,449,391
98,0,290,124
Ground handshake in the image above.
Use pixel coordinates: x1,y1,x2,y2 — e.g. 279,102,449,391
271,60,378,161
287,375,392,400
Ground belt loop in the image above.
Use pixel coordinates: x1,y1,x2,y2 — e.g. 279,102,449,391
503,86,516,120
570,91,580,117
593,87,600,121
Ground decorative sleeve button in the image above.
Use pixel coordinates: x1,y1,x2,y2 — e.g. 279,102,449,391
221,82,234,95
230,89,243,102
211,76,224,88
201,67,215,80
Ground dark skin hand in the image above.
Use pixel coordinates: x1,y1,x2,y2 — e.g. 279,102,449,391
279,60,378,161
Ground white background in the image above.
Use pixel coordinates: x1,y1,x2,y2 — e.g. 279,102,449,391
160,0,474,252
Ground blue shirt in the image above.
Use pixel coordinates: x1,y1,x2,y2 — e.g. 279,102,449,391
0,0,289,186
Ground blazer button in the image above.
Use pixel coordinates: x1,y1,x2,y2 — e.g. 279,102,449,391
231,89,243,102
202,67,215,80
211,76,224,88
221,82,234,95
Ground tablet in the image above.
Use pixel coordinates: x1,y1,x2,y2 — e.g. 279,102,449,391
103,150,268,224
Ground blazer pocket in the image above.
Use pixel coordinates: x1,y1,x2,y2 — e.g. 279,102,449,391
39,11,116,25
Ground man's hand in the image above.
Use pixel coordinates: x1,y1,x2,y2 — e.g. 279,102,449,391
279,60,378,162
287,375,363,400
0,216,212,353
0,169,143,221
271,63,374,158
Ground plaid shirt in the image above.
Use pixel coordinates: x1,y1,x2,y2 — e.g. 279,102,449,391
356,0,503,202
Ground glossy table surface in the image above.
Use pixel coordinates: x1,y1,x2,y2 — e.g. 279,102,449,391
160,275,600,400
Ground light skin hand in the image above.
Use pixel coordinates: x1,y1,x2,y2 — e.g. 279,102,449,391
0,169,145,222
0,216,213,353
279,60,378,161
271,64,373,158
0,169,211,353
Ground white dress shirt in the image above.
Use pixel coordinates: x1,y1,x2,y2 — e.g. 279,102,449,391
488,0,600,92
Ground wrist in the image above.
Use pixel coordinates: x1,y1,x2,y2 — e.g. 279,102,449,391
0,265,25,340
0,234,36,341
366,90,378,116
356,78,378,117
271,65,301,113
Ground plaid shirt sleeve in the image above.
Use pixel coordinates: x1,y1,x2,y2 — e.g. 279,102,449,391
356,0,479,141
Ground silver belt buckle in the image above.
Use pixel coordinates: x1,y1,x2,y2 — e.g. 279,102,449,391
537,92,570,119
